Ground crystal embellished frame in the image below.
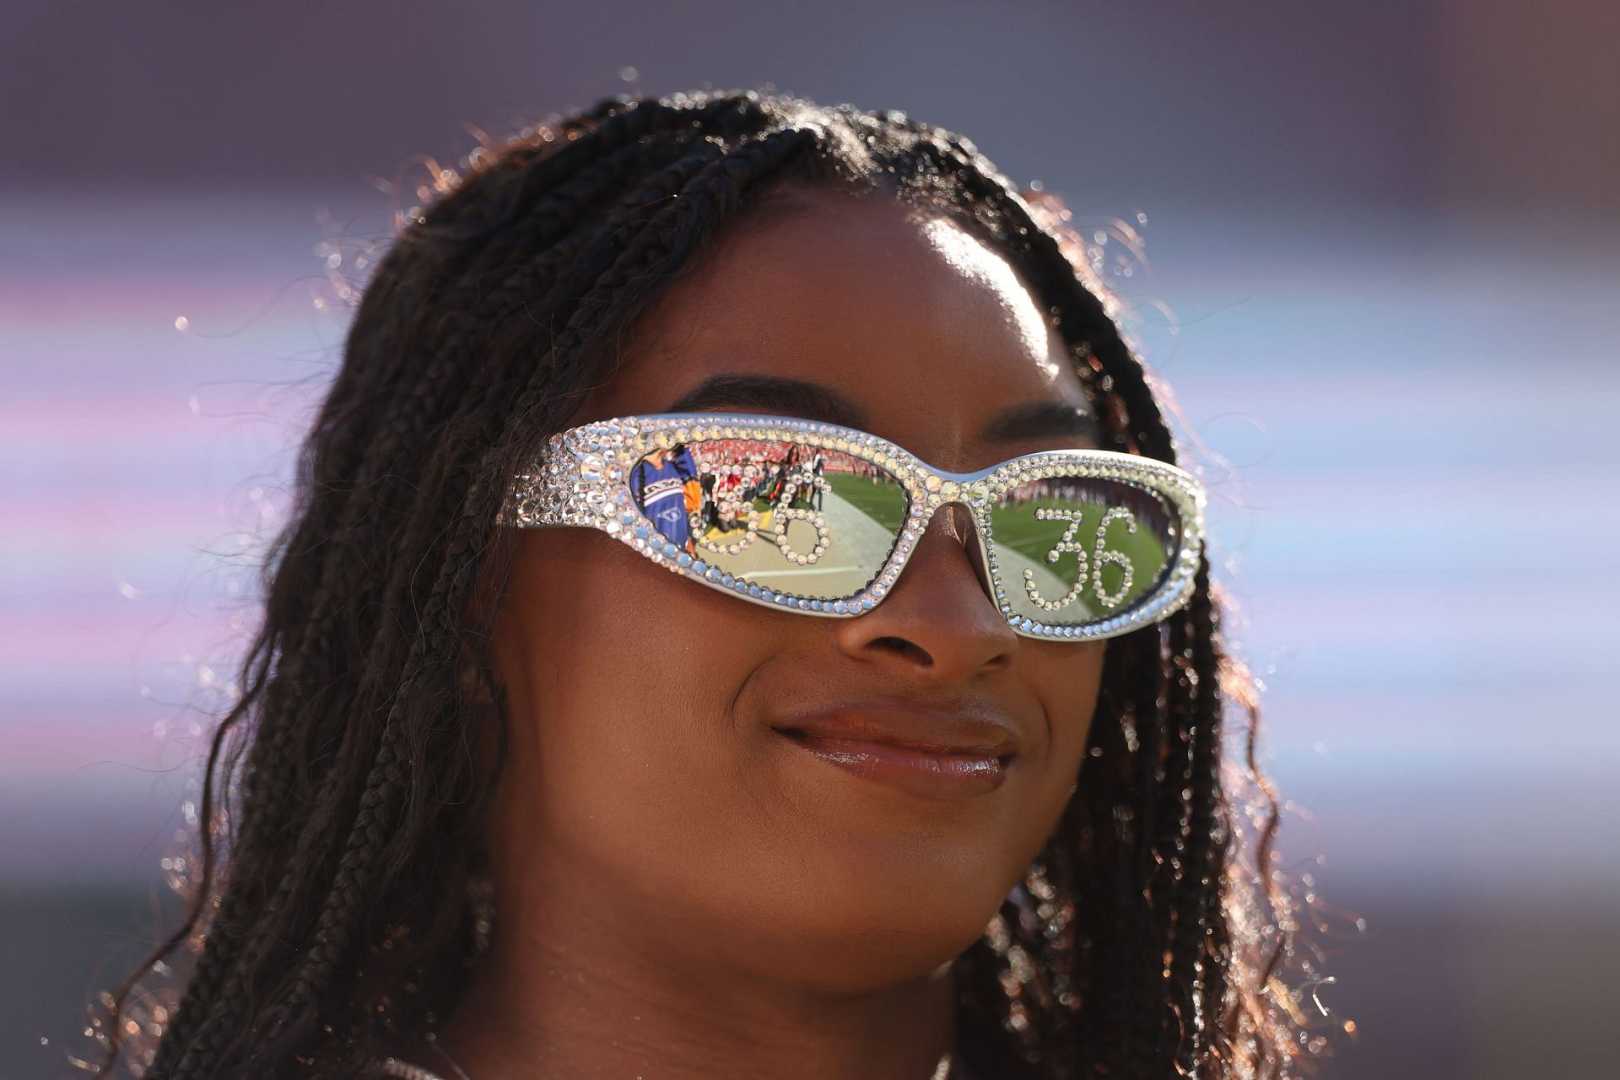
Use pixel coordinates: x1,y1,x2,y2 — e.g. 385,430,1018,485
497,412,1206,642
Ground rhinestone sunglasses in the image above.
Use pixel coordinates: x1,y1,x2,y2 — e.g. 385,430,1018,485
498,412,1206,641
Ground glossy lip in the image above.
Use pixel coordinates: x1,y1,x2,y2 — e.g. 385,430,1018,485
771,700,1022,801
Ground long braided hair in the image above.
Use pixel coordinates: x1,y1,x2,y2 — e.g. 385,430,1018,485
96,89,1317,1078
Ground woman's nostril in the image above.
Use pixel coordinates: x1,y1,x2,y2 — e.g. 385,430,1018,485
874,636,932,665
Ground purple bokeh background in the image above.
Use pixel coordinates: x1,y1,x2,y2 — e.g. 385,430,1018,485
4,2,1617,1075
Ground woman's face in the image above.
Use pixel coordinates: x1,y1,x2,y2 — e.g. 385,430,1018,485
488,188,1105,992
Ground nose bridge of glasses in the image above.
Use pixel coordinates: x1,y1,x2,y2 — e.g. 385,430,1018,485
904,497,996,601
914,498,975,545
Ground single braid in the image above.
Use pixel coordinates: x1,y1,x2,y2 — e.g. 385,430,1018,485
1168,564,1226,1072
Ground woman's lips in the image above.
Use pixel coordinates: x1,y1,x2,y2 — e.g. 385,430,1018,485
769,699,1023,800
775,729,1014,800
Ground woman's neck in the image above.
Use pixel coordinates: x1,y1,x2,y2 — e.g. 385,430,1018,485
433,878,961,1079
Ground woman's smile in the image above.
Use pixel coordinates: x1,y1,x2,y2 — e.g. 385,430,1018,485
776,730,1013,799
768,695,1023,800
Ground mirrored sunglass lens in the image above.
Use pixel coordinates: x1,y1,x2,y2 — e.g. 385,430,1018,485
627,438,908,601
990,476,1178,626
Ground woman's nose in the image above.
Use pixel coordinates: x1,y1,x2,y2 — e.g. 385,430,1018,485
831,502,1016,678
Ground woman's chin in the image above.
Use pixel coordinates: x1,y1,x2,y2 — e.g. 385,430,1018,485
720,906,991,994
686,858,1011,991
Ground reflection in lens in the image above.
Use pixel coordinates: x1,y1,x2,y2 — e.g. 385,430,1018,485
990,476,1178,626
628,439,909,601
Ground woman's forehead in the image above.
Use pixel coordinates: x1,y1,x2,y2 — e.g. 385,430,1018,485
578,191,1095,466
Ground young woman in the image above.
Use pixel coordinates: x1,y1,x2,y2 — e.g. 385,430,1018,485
98,88,1314,1078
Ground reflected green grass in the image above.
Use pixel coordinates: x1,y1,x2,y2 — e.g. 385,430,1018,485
990,498,1170,615
822,472,908,533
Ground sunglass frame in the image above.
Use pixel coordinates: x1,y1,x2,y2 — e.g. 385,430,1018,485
498,411,1206,641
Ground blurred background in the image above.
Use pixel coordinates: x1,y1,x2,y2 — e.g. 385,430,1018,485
3,1,1616,1075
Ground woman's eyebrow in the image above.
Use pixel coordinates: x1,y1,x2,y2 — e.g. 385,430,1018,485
664,373,867,428
980,400,1102,443
663,373,1101,442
